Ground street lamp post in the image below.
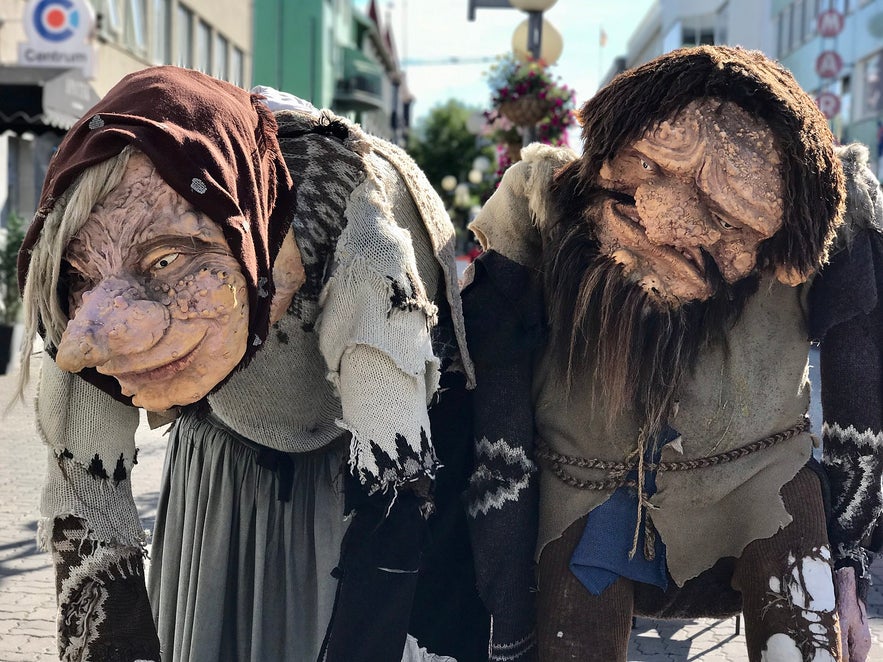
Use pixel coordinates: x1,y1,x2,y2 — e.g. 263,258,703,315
469,0,559,62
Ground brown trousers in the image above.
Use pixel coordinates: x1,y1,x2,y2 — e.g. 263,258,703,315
536,467,842,661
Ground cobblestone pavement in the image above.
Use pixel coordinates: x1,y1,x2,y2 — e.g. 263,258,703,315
1,352,882,661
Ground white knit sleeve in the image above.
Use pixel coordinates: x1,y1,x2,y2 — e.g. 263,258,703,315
318,172,440,494
35,352,144,548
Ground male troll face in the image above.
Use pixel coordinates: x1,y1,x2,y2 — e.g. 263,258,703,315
55,151,250,411
594,98,785,306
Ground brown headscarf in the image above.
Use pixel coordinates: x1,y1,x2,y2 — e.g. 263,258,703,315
18,66,295,401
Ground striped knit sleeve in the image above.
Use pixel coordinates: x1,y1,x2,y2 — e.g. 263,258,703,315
463,156,550,661
810,147,883,599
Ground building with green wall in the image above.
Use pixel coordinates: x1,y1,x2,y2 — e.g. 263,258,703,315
252,0,412,145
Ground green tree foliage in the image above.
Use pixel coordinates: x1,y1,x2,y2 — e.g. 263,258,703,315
407,99,493,195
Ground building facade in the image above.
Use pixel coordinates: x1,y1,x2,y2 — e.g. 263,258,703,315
252,0,412,145
774,0,881,168
0,0,251,229
602,0,773,85
606,0,883,172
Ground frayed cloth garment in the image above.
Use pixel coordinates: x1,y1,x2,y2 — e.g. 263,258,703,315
148,411,347,662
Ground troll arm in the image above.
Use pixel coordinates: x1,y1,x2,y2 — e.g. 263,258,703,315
36,353,159,661
810,145,883,662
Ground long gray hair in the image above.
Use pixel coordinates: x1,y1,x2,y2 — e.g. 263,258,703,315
15,146,135,399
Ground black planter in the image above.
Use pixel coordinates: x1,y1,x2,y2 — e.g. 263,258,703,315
0,324,13,375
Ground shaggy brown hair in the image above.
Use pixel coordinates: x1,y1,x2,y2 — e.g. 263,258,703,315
545,45,844,434
565,45,844,277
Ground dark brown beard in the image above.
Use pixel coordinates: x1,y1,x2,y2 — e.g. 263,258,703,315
543,201,759,438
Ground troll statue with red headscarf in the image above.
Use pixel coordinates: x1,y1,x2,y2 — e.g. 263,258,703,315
464,46,883,661
16,67,476,661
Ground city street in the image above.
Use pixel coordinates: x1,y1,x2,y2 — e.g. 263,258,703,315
1,349,882,661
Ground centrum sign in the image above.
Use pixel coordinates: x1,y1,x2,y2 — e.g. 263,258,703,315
18,0,96,78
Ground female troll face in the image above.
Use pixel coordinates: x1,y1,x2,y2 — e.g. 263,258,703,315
55,151,250,411
17,66,298,409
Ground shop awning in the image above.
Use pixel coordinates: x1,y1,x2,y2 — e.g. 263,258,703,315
0,67,99,134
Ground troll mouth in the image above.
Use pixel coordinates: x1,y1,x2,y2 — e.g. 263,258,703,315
602,190,707,277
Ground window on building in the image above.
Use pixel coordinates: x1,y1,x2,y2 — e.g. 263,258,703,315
125,0,147,53
776,10,785,58
214,34,229,80
176,5,194,68
781,4,793,56
714,3,729,45
806,0,820,39
789,2,802,50
840,74,852,123
152,0,171,63
682,27,715,46
231,47,244,88
795,0,807,44
862,51,883,117
6,137,19,224
98,0,123,39
196,20,212,73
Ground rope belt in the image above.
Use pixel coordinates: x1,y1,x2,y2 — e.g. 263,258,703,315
535,418,809,491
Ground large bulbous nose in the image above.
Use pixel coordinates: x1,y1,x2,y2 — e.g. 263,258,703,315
636,180,721,248
55,276,170,372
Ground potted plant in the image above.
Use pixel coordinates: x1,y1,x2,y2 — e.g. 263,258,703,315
0,211,26,374
484,53,577,176
486,53,575,128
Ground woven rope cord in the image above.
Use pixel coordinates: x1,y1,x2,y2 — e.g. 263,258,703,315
536,419,808,491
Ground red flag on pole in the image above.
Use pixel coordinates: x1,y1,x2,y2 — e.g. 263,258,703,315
600,27,608,47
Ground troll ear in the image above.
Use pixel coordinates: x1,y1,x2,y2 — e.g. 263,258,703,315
775,263,810,287
269,228,305,324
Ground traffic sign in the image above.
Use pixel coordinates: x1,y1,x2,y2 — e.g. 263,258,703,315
816,91,841,119
817,9,845,38
816,50,843,78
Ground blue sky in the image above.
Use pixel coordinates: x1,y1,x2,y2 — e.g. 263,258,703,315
353,0,655,123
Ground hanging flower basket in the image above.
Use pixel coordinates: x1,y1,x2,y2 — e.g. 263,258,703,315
498,94,553,126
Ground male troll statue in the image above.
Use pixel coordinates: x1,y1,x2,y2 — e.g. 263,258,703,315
16,67,475,661
464,46,882,661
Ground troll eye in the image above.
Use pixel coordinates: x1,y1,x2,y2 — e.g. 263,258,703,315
152,253,180,270
636,156,658,175
713,214,737,231
63,260,90,290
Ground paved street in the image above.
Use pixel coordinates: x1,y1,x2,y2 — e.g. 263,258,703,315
1,349,882,661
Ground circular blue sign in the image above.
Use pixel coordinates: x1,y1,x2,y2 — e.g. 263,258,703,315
33,0,79,43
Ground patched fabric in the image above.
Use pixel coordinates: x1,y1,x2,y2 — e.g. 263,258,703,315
36,354,144,549
761,546,839,661
315,162,441,494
